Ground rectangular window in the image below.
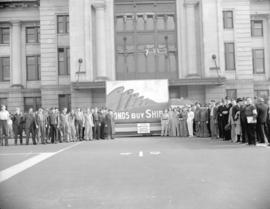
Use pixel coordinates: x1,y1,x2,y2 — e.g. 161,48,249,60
223,11,234,29
226,89,237,100
224,43,235,70
24,97,41,112
0,57,10,81
58,47,70,75
26,26,40,43
26,55,40,81
0,27,10,44
0,98,8,109
251,20,263,37
254,90,269,102
58,94,71,112
253,49,265,74
57,15,69,34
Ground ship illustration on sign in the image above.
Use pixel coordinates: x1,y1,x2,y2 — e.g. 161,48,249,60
107,86,158,111
106,80,168,123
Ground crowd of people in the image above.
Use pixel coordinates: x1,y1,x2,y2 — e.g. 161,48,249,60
160,97,270,146
0,96,269,146
0,106,115,146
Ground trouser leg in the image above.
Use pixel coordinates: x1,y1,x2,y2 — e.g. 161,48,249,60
13,127,18,145
247,124,256,145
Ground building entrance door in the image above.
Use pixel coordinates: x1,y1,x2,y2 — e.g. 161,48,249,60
114,0,178,80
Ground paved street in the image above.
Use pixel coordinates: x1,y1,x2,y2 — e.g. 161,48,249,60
0,137,270,209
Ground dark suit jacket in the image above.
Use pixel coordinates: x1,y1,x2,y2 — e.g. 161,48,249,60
24,113,37,129
12,113,23,128
256,103,268,124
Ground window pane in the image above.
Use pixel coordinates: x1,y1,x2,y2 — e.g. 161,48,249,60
0,98,8,108
37,56,40,80
2,57,10,81
253,49,264,73
167,15,175,30
37,27,40,43
169,53,177,72
35,97,41,111
136,16,144,31
251,20,263,37
225,43,235,70
59,94,71,112
66,48,70,75
226,89,237,100
58,50,64,62
58,48,67,75
58,22,65,34
27,65,37,80
146,15,154,30
26,27,36,43
66,16,69,33
116,16,124,31
157,15,165,30
24,97,34,112
223,11,233,29
27,56,38,80
2,28,10,44
125,16,133,31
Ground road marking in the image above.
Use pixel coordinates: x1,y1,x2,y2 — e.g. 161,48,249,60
150,151,161,155
0,153,39,156
120,152,132,156
139,151,143,157
0,142,82,183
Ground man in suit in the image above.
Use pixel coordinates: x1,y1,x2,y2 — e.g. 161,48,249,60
36,108,47,144
100,108,106,139
12,107,24,145
48,108,58,143
256,98,268,144
217,101,225,139
93,107,101,140
105,109,114,140
24,108,37,145
245,98,257,145
240,98,248,143
194,103,201,137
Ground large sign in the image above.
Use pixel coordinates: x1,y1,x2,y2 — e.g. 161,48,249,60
106,80,169,123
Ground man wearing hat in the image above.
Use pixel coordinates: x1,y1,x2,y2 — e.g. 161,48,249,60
256,97,268,144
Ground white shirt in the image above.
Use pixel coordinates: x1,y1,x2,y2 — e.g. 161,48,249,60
187,111,194,121
0,110,9,120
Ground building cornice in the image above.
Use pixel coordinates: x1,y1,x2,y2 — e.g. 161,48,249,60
71,77,226,90
0,0,39,9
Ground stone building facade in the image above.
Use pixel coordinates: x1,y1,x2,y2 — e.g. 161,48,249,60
0,0,269,112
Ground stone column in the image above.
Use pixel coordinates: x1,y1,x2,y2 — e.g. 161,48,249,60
11,21,22,86
185,0,199,77
93,2,107,80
